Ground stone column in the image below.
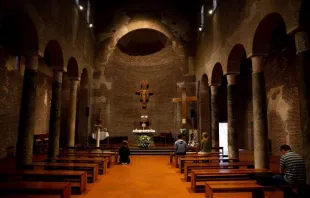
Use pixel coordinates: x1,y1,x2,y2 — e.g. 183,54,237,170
227,73,239,159
66,78,80,147
47,67,66,159
251,55,269,169
16,53,38,168
210,85,220,148
294,30,310,184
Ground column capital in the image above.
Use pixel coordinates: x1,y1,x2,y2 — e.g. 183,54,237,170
294,30,310,54
50,66,67,73
226,73,237,85
250,55,266,73
68,77,81,81
210,85,219,95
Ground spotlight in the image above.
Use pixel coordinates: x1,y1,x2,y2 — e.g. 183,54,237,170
89,23,93,28
209,9,213,15
198,27,202,31
79,5,84,10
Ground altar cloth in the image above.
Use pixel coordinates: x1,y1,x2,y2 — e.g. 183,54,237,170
132,129,155,133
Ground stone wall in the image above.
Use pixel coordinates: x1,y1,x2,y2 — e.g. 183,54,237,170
92,45,186,140
0,0,95,158
195,0,303,155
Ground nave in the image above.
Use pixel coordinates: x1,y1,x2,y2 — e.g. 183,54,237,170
72,156,282,198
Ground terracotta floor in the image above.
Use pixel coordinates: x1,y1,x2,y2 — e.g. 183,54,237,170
73,155,283,198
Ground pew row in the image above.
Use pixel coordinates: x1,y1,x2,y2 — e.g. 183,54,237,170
0,181,71,198
184,162,254,181
190,169,272,192
0,169,87,194
31,162,99,183
205,181,275,198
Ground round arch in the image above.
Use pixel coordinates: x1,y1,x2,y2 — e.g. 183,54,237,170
44,40,64,67
227,44,247,74
211,63,224,85
0,9,38,55
252,13,287,55
67,57,79,78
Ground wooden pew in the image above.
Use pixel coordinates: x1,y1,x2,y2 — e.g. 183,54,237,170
178,156,238,172
31,162,99,183
58,152,112,168
190,168,272,192
170,149,223,164
205,181,275,198
0,181,71,198
184,162,254,181
46,157,108,174
174,152,220,168
0,170,87,194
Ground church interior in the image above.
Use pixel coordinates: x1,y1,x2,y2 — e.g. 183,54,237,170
0,0,310,197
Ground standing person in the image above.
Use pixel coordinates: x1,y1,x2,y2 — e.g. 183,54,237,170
174,134,188,155
272,144,307,197
199,133,211,154
118,140,130,165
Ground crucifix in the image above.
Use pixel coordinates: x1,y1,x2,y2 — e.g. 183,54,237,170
172,86,197,125
135,80,154,109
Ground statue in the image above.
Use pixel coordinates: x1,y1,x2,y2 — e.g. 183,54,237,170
95,108,103,125
135,81,154,109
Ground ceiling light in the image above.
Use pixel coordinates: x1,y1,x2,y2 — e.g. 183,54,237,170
79,5,84,10
89,23,93,28
198,27,203,31
209,9,213,15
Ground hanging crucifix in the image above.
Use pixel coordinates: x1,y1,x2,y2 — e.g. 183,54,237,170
172,86,197,125
135,80,154,109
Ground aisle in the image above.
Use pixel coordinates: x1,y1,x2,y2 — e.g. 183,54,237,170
74,155,202,198
74,155,281,198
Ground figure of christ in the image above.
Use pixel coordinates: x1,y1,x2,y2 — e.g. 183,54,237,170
135,80,154,109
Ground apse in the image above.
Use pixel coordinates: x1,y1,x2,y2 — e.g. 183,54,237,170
117,28,171,56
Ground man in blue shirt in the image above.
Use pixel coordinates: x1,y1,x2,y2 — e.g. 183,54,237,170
174,134,188,155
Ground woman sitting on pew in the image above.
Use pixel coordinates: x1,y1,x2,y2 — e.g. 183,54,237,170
118,141,131,165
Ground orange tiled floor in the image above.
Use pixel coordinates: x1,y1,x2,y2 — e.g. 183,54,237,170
73,155,282,198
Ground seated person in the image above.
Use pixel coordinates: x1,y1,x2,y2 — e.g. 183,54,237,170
118,140,130,165
198,133,211,155
174,134,188,155
272,144,306,197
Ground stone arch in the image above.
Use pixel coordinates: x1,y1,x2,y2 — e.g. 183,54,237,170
76,68,90,145
0,9,39,158
44,40,64,67
67,57,79,78
299,0,310,27
0,9,39,55
252,13,287,55
227,44,247,74
211,63,224,85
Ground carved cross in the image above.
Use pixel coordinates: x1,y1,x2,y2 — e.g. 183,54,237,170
135,81,154,109
172,87,197,124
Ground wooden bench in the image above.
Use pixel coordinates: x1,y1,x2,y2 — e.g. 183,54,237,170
58,153,112,168
174,153,221,168
184,162,254,181
0,181,71,198
31,162,99,183
170,148,223,164
205,181,275,198
48,157,108,174
191,168,272,192
0,169,87,194
178,157,239,171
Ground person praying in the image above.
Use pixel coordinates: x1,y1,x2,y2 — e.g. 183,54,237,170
199,133,211,154
118,140,131,165
174,134,188,155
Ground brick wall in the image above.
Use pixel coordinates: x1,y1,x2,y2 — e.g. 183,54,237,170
92,45,187,140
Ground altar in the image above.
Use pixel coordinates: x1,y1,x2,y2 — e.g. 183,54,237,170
132,129,155,148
